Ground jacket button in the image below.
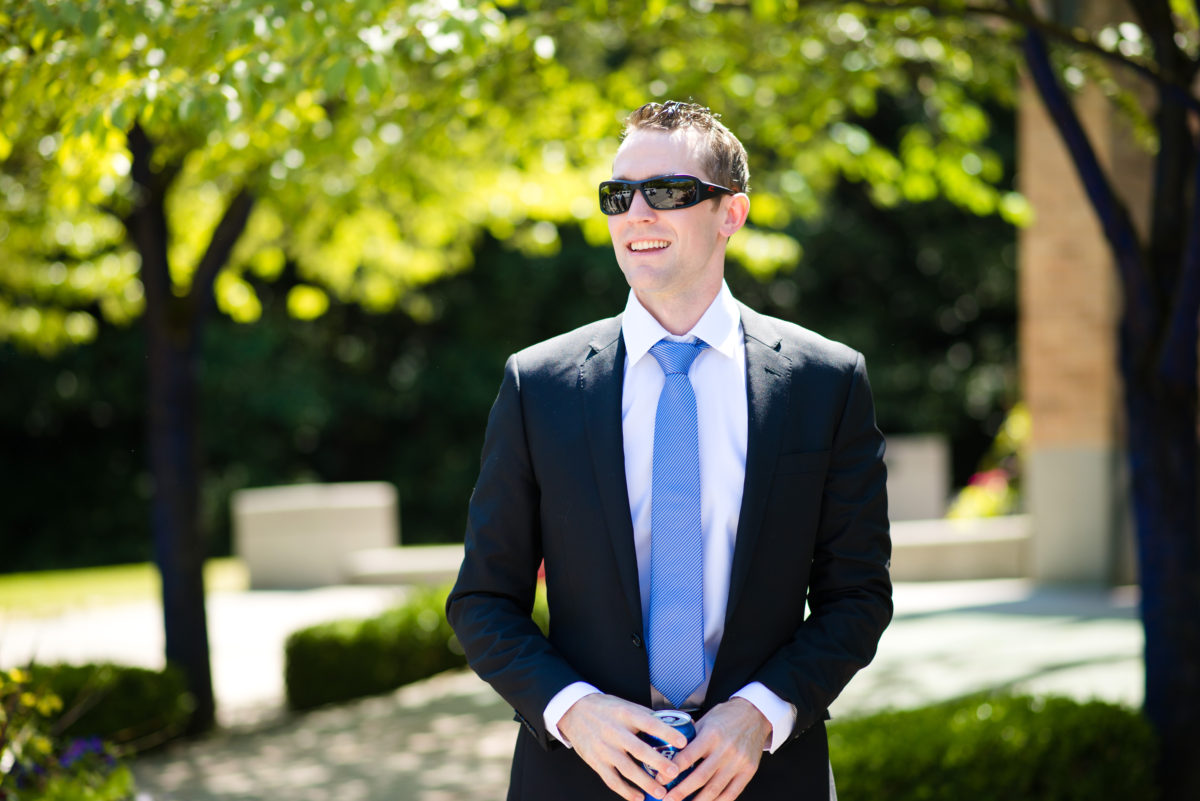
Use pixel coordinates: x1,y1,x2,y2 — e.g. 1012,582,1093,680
631,633,643,648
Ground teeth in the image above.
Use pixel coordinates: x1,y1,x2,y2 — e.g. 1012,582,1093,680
629,240,669,252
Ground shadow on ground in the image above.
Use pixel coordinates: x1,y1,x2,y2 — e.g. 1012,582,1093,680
893,584,1140,623
132,580,1144,801
133,671,516,801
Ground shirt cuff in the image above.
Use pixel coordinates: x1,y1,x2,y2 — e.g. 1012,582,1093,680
732,682,797,754
543,682,603,747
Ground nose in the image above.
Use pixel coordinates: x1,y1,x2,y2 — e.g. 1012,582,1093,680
625,187,657,221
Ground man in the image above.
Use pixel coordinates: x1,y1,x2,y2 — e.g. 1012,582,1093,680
447,101,891,801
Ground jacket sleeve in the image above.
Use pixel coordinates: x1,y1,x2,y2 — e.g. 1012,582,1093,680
445,354,586,750
751,351,893,739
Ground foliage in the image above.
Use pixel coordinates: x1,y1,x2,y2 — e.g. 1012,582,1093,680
946,402,1029,518
0,668,134,801
0,0,1028,353
828,693,1157,801
24,664,194,751
284,584,549,711
284,585,464,711
0,0,532,346
0,173,1016,569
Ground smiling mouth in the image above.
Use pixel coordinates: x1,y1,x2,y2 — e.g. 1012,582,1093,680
629,240,670,252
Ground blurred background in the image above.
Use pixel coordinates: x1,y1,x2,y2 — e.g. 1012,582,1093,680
3,0,1196,798
0,7,1023,570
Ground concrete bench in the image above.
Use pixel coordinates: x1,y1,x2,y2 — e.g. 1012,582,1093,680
889,515,1031,581
232,482,399,589
884,434,951,522
342,544,465,586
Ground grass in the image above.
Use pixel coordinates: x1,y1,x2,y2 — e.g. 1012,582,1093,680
0,558,249,618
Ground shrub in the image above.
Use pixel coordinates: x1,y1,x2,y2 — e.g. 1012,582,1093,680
285,586,464,710
1,667,134,801
25,663,194,751
284,584,550,711
828,693,1156,801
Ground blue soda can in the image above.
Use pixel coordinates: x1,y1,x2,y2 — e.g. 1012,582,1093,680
639,710,697,800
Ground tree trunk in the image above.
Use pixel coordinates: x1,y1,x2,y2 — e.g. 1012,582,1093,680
1125,366,1200,798
127,125,215,733
146,307,215,733
1017,17,1200,797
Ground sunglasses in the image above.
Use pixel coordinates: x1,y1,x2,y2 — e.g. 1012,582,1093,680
598,174,736,215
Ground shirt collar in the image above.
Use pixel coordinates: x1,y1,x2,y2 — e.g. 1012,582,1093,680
622,281,743,366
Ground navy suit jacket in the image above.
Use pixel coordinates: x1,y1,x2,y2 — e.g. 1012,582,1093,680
447,303,892,800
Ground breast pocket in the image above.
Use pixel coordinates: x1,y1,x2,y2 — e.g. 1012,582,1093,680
775,449,830,475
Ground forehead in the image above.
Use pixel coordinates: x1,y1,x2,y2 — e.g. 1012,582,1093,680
612,128,710,181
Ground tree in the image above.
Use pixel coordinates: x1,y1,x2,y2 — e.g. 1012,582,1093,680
536,0,1200,795
1008,3,1200,796
0,0,590,731
830,1,1199,795
504,1,1199,794
3,0,1023,733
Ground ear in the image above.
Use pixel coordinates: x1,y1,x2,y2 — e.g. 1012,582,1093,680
718,193,750,238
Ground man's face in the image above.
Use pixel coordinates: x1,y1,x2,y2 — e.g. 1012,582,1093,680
607,128,744,308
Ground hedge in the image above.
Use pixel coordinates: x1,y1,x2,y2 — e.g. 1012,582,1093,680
1,667,136,801
828,693,1156,801
283,590,1155,801
285,584,549,711
25,663,194,751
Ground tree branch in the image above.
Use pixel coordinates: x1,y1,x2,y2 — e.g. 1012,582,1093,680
186,186,255,333
1019,21,1156,348
126,124,172,317
821,0,1200,114
1129,0,1198,88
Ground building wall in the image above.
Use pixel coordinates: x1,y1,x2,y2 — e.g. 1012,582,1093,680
1016,0,1147,584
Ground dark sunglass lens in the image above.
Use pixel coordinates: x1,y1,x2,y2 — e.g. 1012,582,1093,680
643,177,699,209
600,183,634,215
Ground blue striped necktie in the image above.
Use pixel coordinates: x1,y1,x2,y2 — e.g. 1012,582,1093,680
647,337,709,709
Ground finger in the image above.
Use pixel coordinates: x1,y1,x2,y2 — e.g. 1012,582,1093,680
625,706,690,745
610,753,675,800
626,738,683,782
585,742,665,801
671,732,715,771
687,742,761,801
596,764,647,801
675,760,740,801
637,717,690,751
694,762,737,801
712,771,754,801
665,752,719,801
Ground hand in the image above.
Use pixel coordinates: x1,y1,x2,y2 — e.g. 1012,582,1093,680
558,693,690,801
663,698,771,801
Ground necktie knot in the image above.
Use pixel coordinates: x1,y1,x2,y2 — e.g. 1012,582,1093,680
649,339,708,376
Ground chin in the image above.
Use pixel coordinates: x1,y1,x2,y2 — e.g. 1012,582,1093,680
621,272,669,295
619,260,672,286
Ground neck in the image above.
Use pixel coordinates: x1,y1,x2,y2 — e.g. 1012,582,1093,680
635,279,722,336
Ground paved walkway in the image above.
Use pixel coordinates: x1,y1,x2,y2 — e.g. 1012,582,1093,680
2,579,1143,801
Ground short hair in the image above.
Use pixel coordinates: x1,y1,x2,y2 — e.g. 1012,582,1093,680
622,100,750,193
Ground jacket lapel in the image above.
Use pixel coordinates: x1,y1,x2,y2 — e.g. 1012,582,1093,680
725,304,792,626
579,317,644,633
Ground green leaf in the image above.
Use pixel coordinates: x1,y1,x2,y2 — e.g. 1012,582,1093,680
110,100,131,132
323,57,350,98
360,59,384,96
81,8,100,37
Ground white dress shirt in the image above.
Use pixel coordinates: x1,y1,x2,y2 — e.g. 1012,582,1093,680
544,282,798,753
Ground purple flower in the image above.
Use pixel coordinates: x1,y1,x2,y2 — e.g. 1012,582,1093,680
58,736,105,769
